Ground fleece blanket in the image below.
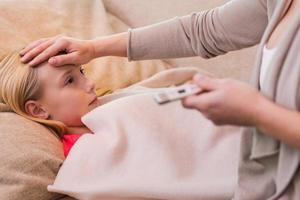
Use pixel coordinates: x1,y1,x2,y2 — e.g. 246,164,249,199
48,68,242,200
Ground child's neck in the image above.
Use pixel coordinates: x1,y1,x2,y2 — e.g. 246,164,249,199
66,126,92,135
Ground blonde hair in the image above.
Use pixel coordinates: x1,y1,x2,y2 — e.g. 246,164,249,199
0,52,67,137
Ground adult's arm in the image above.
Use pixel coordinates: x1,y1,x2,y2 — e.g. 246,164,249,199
128,0,268,60
21,0,268,66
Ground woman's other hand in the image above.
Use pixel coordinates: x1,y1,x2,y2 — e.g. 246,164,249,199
20,36,95,67
182,74,267,126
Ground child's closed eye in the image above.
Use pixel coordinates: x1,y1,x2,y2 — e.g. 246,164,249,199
65,76,74,85
79,67,85,75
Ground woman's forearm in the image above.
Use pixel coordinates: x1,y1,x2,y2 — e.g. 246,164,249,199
127,0,268,61
91,32,128,58
87,0,268,61
255,98,300,149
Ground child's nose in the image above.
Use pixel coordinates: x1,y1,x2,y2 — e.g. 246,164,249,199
85,79,95,93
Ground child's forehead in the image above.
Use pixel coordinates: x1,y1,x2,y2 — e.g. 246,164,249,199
36,62,79,82
54,64,78,72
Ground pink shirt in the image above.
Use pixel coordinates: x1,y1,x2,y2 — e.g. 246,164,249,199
62,134,82,157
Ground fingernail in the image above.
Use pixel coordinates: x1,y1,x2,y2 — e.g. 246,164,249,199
49,58,56,65
194,74,205,82
196,73,211,82
28,61,34,66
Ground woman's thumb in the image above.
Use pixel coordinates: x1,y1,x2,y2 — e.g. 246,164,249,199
49,53,76,66
193,74,217,91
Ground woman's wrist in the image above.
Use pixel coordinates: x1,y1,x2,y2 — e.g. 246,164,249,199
91,32,128,58
251,95,300,149
249,94,272,128
87,40,97,60
252,94,288,137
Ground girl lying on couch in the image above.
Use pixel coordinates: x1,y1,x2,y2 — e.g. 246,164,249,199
0,52,241,199
0,53,98,156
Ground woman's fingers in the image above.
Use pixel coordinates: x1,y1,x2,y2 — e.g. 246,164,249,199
20,39,54,64
48,52,77,66
27,39,69,66
182,91,215,111
182,75,222,111
20,35,93,67
193,74,219,91
19,38,48,56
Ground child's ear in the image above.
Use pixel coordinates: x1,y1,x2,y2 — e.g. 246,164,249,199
25,100,50,120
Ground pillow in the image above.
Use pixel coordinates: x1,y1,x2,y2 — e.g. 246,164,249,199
0,104,72,199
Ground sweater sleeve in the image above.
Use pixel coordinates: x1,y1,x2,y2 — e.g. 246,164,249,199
128,0,268,61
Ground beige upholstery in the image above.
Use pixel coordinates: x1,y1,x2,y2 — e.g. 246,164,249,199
0,112,66,199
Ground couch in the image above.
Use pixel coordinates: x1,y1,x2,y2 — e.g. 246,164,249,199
0,0,256,199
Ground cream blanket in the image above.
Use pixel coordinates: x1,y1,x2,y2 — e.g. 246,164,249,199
48,68,242,200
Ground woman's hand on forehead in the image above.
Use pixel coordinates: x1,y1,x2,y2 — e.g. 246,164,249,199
20,35,95,67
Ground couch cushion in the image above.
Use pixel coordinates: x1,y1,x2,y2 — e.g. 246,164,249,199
0,111,66,199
